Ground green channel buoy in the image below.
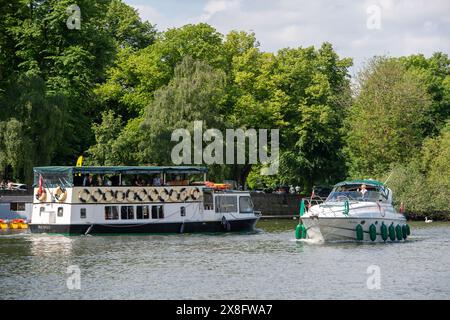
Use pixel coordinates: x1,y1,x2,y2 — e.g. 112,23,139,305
356,224,363,241
369,224,377,241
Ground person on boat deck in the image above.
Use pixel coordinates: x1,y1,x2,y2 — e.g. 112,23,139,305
83,174,94,187
153,176,162,186
104,176,112,186
358,184,368,199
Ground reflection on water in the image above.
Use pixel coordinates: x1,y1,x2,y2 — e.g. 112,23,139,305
0,220,449,299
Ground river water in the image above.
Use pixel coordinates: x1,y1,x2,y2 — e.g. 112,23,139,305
0,220,449,300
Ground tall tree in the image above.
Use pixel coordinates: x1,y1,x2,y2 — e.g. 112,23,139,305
345,57,431,178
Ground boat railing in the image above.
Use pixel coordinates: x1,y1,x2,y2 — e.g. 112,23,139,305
301,196,344,217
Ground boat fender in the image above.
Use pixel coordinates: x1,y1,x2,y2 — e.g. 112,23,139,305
406,224,411,236
380,222,388,241
79,189,90,203
402,225,408,239
295,224,302,239
388,223,396,241
369,224,377,241
395,224,403,240
356,224,364,241
179,223,185,234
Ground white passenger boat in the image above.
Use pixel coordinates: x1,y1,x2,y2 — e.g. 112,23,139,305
296,180,410,242
29,166,260,235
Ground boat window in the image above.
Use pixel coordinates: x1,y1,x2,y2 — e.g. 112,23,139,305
180,206,186,217
215,196,237,213
121,206,134,220
326,184,384,202
136,206,150,219
239,196,253,213
105,206,119,220
57,207,63,217
151,205,164,219
203,190,214,210
80,208,86,219
10,202,26,211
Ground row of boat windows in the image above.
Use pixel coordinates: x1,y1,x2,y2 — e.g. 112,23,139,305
42,205,184,220
103,205,167,220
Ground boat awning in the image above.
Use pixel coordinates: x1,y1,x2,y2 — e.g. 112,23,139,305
334,179,385,187
33,166,208,187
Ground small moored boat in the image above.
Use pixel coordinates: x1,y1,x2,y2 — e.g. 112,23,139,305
296,179,410,242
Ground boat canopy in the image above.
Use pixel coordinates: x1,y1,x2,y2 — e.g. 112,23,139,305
334,179,385,187
33,166,208,187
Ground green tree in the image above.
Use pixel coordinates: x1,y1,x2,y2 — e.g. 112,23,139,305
345,57,431,178
95,23,225,120
105,0,157,50
399,53,450,135
86,110,124,165
140,56,226,166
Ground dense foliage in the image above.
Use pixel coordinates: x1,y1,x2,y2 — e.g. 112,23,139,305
0,1,448,215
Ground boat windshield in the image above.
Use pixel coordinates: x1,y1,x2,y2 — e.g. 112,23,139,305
326,184,387,202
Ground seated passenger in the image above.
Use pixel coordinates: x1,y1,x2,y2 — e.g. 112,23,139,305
153,176,162,186
83,174,94,187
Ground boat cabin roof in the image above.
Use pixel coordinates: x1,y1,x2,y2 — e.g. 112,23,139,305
33,166,207,187
334,179,385,188
34,166,207,175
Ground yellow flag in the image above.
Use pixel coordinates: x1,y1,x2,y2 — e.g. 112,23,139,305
76,155,83,167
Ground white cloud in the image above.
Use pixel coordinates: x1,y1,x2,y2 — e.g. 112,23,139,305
127,0,450,72
200,0,241,21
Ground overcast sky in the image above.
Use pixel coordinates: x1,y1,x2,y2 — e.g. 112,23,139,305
125,0,450,75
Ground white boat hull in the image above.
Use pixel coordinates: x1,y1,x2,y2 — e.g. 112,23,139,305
301,201,408,242
301,216,407,242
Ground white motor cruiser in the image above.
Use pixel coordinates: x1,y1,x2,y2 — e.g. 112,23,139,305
296,180,410,242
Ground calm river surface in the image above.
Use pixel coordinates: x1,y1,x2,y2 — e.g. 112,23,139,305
1,220,449,299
